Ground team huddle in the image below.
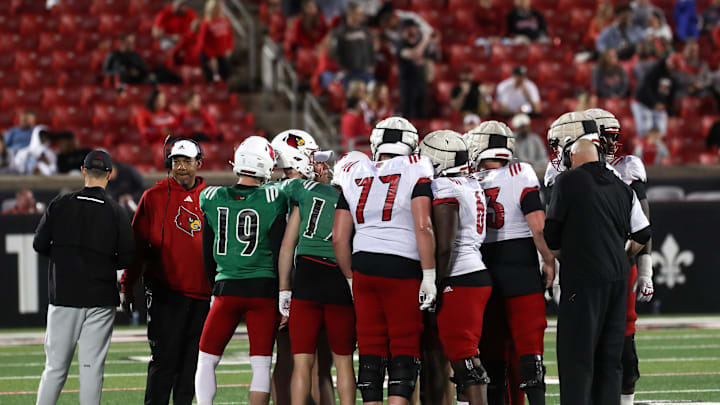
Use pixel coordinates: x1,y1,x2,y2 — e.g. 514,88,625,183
127,106,653,405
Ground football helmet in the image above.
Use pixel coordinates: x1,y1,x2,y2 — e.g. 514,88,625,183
272,129,331,180
547,111,602,169
419,130,469,176
584,108,621,161
369,116,419,160
331,151,370,187
463,120,515,170
231,136,276,181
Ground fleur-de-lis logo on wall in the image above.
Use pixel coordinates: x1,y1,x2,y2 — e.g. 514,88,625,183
652,234,694,289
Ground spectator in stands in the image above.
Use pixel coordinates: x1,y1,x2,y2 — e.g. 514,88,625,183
136,90,179,144
340,96,371,151
450,66,492,117
364,81,392,125
153,0,198,52
177,92,220,142
597,4,645,60
56,133,91,175
496,65,542,116
107,161,146,213
702,0,720,33
285,0,328,60
14,126,57,176
632,39,658,84
511,113,547,167
0,137,15,174
316,0,348,20
586,2,614,49
463,114,481,132
4,110,36,154
397,19,434,118
593,49,630,98
346,80,367,109
632,53,685,137
644,10,673,43
196,0,235,82
633,127,669,165
676,40,710,97
674,0,699,41
2,189,39,215
475,0,506,39
631,0,665,29
506,0,548,42
103,34,150,85
332,2,375,86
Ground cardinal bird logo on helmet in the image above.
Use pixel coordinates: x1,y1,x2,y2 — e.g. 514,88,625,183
175,206,202,236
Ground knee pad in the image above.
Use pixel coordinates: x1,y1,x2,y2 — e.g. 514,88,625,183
450,355,490,389
387,355,420,399
357,354,387,402
519,354,545,391
249,355,272,393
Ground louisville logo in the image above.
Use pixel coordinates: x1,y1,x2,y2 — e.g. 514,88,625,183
652,234,694,289
175,206,202,236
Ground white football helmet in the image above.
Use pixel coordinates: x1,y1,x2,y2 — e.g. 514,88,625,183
272,129,333,180
369,116,419,160
231,136,276,181
419,130,469,176
584,108,621,161
463,120,515,170
548,111,601,169
331,151,370,187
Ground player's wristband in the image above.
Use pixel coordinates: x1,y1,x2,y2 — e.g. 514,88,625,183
637,254,653,278
422,269,436,284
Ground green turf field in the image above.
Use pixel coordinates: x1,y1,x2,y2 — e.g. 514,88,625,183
0,327,719,404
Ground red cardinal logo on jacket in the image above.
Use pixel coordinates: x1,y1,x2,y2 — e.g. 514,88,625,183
175,206,202,236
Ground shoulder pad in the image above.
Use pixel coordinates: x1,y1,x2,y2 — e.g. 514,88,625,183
431,177,461,202
544,162,561,188
623,155,647,183
517,162,541,188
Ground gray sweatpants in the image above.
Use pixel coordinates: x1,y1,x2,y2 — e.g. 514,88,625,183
36,304,115,405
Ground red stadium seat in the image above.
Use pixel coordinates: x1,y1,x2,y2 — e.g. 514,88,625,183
448,0,474,11
52,106,92,128
51,51,91,70
492,44,529,64
11,0,46,14
115,143,155,166
327,81,346,112
0,53,13,70
218,122,253,144
602,98,632,119
411,0,445,10
58,70,100,87
117,85,153,105
19,69,59,89
14,51,52,70
0,34,38,52
559,0,596,10
0,109,15,128
679,97,717,118
570,8,594,30
91,0,130,14
429,119,454,133
111,126,143,144
80,86,117,106
128,0,165,15
179,66,205,84
42,87,83,107
208,103,248,124
93,104,132,127
195,82,235,105
295,47,317,79
59,14,101,34
537,62,566,84
20,15,59,35
98,14,139,35
38,33,78,52
434,81,454,104
574,62,593,88
0,71,20,87
0,15,21,33
452,10,479,33
1,88,43,108
55,0,92,14
472,64,502,83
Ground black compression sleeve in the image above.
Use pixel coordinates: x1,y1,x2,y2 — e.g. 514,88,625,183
520,189,543,215
412,181,433,199
630,181,647,201
202,213,218,287
630,225,652,245
336,193,350,210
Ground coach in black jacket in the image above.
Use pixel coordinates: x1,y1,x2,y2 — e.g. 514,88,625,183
33,150,135,405
544,140,651,405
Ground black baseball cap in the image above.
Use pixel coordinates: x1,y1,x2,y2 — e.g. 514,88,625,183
512,65,527,76
83,150,113,172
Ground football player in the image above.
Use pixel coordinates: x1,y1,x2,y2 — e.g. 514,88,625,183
277,151,369,405
465,121,555,405
419,130,492,405
332,117,436,405
584,108,654,405
270,129,335,405
195,136,286,405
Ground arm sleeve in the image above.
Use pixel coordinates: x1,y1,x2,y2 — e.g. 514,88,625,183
32,198,54,255
519,163,543,214
202,212,218,287
630,180,647,201
412,180,433,199
336,192,350,211
412,157,435,199
115,205,136,269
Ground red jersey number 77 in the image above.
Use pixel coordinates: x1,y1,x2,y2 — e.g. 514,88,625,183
354,174,401,224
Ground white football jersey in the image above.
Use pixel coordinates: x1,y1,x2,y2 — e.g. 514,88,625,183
609,155,647,186
431,176,487,277
543,160,623,187
475,162,540,243
339,155,434,261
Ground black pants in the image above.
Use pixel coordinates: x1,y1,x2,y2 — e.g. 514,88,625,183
201,53,230,82
557,278,627,405
399,79,427,119
144,284,210,405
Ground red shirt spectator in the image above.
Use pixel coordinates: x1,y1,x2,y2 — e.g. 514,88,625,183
2,189,39,215
284,0,328,59
177,92,220,141
153,4,197,40
341,97,372,152
137,90,179,144
196,15,234,58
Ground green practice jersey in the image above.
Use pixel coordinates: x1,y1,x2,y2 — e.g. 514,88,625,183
200,183,288,281
281,178,339,262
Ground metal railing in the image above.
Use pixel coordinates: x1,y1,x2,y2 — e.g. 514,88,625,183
303,92,337,150
276,58,299,128
225,0,256,90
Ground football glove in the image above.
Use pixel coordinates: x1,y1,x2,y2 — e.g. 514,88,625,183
119,291,134,314
279,290,292,317
419,269,437,311
636,254,654,302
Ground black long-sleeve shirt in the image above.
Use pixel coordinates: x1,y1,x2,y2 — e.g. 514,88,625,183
33,186,135,307
544,162,651,288
634,57,677,112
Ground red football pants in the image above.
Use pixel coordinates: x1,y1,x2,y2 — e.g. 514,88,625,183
199,296,279,356
437,286,492,361
353,272,423,358
289,298,356,355
626,264,638,336
479,292,547,361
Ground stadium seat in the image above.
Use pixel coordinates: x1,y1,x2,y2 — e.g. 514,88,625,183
19,69,59,89
472,64,502,83
78,33,108,52
434,81,454,104
128,0,165,15
93,104,131,127
326,81,346,112
559,0,596,10
602,98,632,119
448,0,474,11
429,119,454,133
0,15,21,33
574,62,593,88
218,123,253,143
179,66,205,84
411,0,445,11
679,97,717,118
0,53,13,70
42,87,83,107
492,44,529,64
80,86,117,106
52,106,92,128
38,33,79,52
537,62,567,84
11,0,46,14
570,8,594,30
55,0,92,14
14,51,51,70
58,70,100,87
452,10,478,33
98,14,137,35
0,34,38,52
51,51,91,70
69,127,104,147
20,15,59,35
1,88,43,108
208,104,248,124
59,14,100,34
0,109,15,128
91,0,130,14
0,71,20,87
115,143,155,166
113,127,143,144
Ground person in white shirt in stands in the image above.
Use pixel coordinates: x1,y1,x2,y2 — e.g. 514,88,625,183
496,66,542,117
512,113,547,167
